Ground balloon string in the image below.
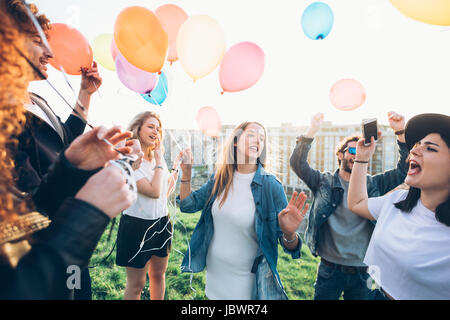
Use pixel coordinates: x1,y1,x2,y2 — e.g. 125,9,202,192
161,76,168,96
164,130,186,153
149,94,161,107
20,1,137,161
15,49,134,161
92,80,102,99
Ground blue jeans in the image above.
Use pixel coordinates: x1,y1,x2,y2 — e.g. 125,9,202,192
314,261,370,300
368,288,390,300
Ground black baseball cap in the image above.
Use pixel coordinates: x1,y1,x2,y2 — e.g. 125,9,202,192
405,113,450,150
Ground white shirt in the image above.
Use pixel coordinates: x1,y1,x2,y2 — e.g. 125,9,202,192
205,171,259,300
365,190,450,300
123,159,169,220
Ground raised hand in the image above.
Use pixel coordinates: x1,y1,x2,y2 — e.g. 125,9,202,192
387,111,405,132
278,191,309,236
80,61,102,95
153,140,164,165
180,148,193,174
65,126,133,171
305,112,324,138
355,136,378,162
125,139,144,170
172,151,183,170
387,111,406,143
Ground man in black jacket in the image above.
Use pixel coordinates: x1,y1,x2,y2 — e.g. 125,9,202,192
6,0,102,300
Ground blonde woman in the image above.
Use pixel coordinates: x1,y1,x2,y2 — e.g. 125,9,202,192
178,122,309,300
116,111,181,300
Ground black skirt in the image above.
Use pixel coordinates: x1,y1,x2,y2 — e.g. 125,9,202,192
115,214,172,268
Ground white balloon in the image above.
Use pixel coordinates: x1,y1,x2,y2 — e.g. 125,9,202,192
176,15,226,81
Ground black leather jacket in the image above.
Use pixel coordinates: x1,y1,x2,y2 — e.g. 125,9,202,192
0,152,109,299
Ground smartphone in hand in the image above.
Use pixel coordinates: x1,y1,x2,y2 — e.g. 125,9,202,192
362,118,378,146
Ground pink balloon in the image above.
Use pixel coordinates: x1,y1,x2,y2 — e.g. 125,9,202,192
155,4,188,64
196,106,221,137
219,41,265,94
111,39,119,61
329,79,366,111
115,53,157,94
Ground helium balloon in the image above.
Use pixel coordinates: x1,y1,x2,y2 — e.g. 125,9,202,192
329,79,366,111
177,15,226,81
114,6,168,72
301,2,334,40
115,53,158,94
389,0,450,26
142,72,168,105
219,42,265,94
93,34,115,71
155,4,188,64
48,23,93,75
196,106,221,137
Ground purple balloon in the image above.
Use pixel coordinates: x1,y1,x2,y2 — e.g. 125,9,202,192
115,53,157,94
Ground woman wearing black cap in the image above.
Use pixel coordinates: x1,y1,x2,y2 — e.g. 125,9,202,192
347,113,450,300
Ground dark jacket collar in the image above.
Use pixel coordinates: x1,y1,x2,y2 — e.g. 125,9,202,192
332,169,346,190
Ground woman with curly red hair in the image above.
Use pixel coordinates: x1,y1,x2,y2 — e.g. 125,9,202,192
0,0,135,299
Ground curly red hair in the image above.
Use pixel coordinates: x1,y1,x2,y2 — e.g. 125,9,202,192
4,0,50,36
0,1,33,225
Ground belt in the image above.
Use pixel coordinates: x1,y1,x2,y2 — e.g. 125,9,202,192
321,258,368,274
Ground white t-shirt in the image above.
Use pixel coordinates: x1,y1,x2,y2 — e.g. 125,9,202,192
205,171,259,300
123,159,169,220
365,190,450,300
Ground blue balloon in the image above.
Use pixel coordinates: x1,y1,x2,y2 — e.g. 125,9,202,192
301,2,334,40
141,72,168,106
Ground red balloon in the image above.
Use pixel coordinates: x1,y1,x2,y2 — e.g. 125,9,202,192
48,23,93,75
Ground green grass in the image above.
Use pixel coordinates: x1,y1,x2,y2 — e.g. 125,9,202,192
89,209,319,300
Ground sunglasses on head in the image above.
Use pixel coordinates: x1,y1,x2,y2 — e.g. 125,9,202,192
343,146,356,155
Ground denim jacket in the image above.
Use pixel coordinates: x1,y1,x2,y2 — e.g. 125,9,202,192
289,135,409,257
176,163,301,300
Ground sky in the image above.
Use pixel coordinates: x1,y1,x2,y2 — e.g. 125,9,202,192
29,0,450,131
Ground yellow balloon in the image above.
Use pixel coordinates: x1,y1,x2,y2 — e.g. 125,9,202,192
390,0,450,26
176,15,226,81
93,34,115,71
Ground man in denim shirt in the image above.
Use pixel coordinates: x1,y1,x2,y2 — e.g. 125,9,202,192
290,112,409,300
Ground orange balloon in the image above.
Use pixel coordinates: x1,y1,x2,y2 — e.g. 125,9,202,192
114,6,168,73
155,4,188,64
48,23,93,75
